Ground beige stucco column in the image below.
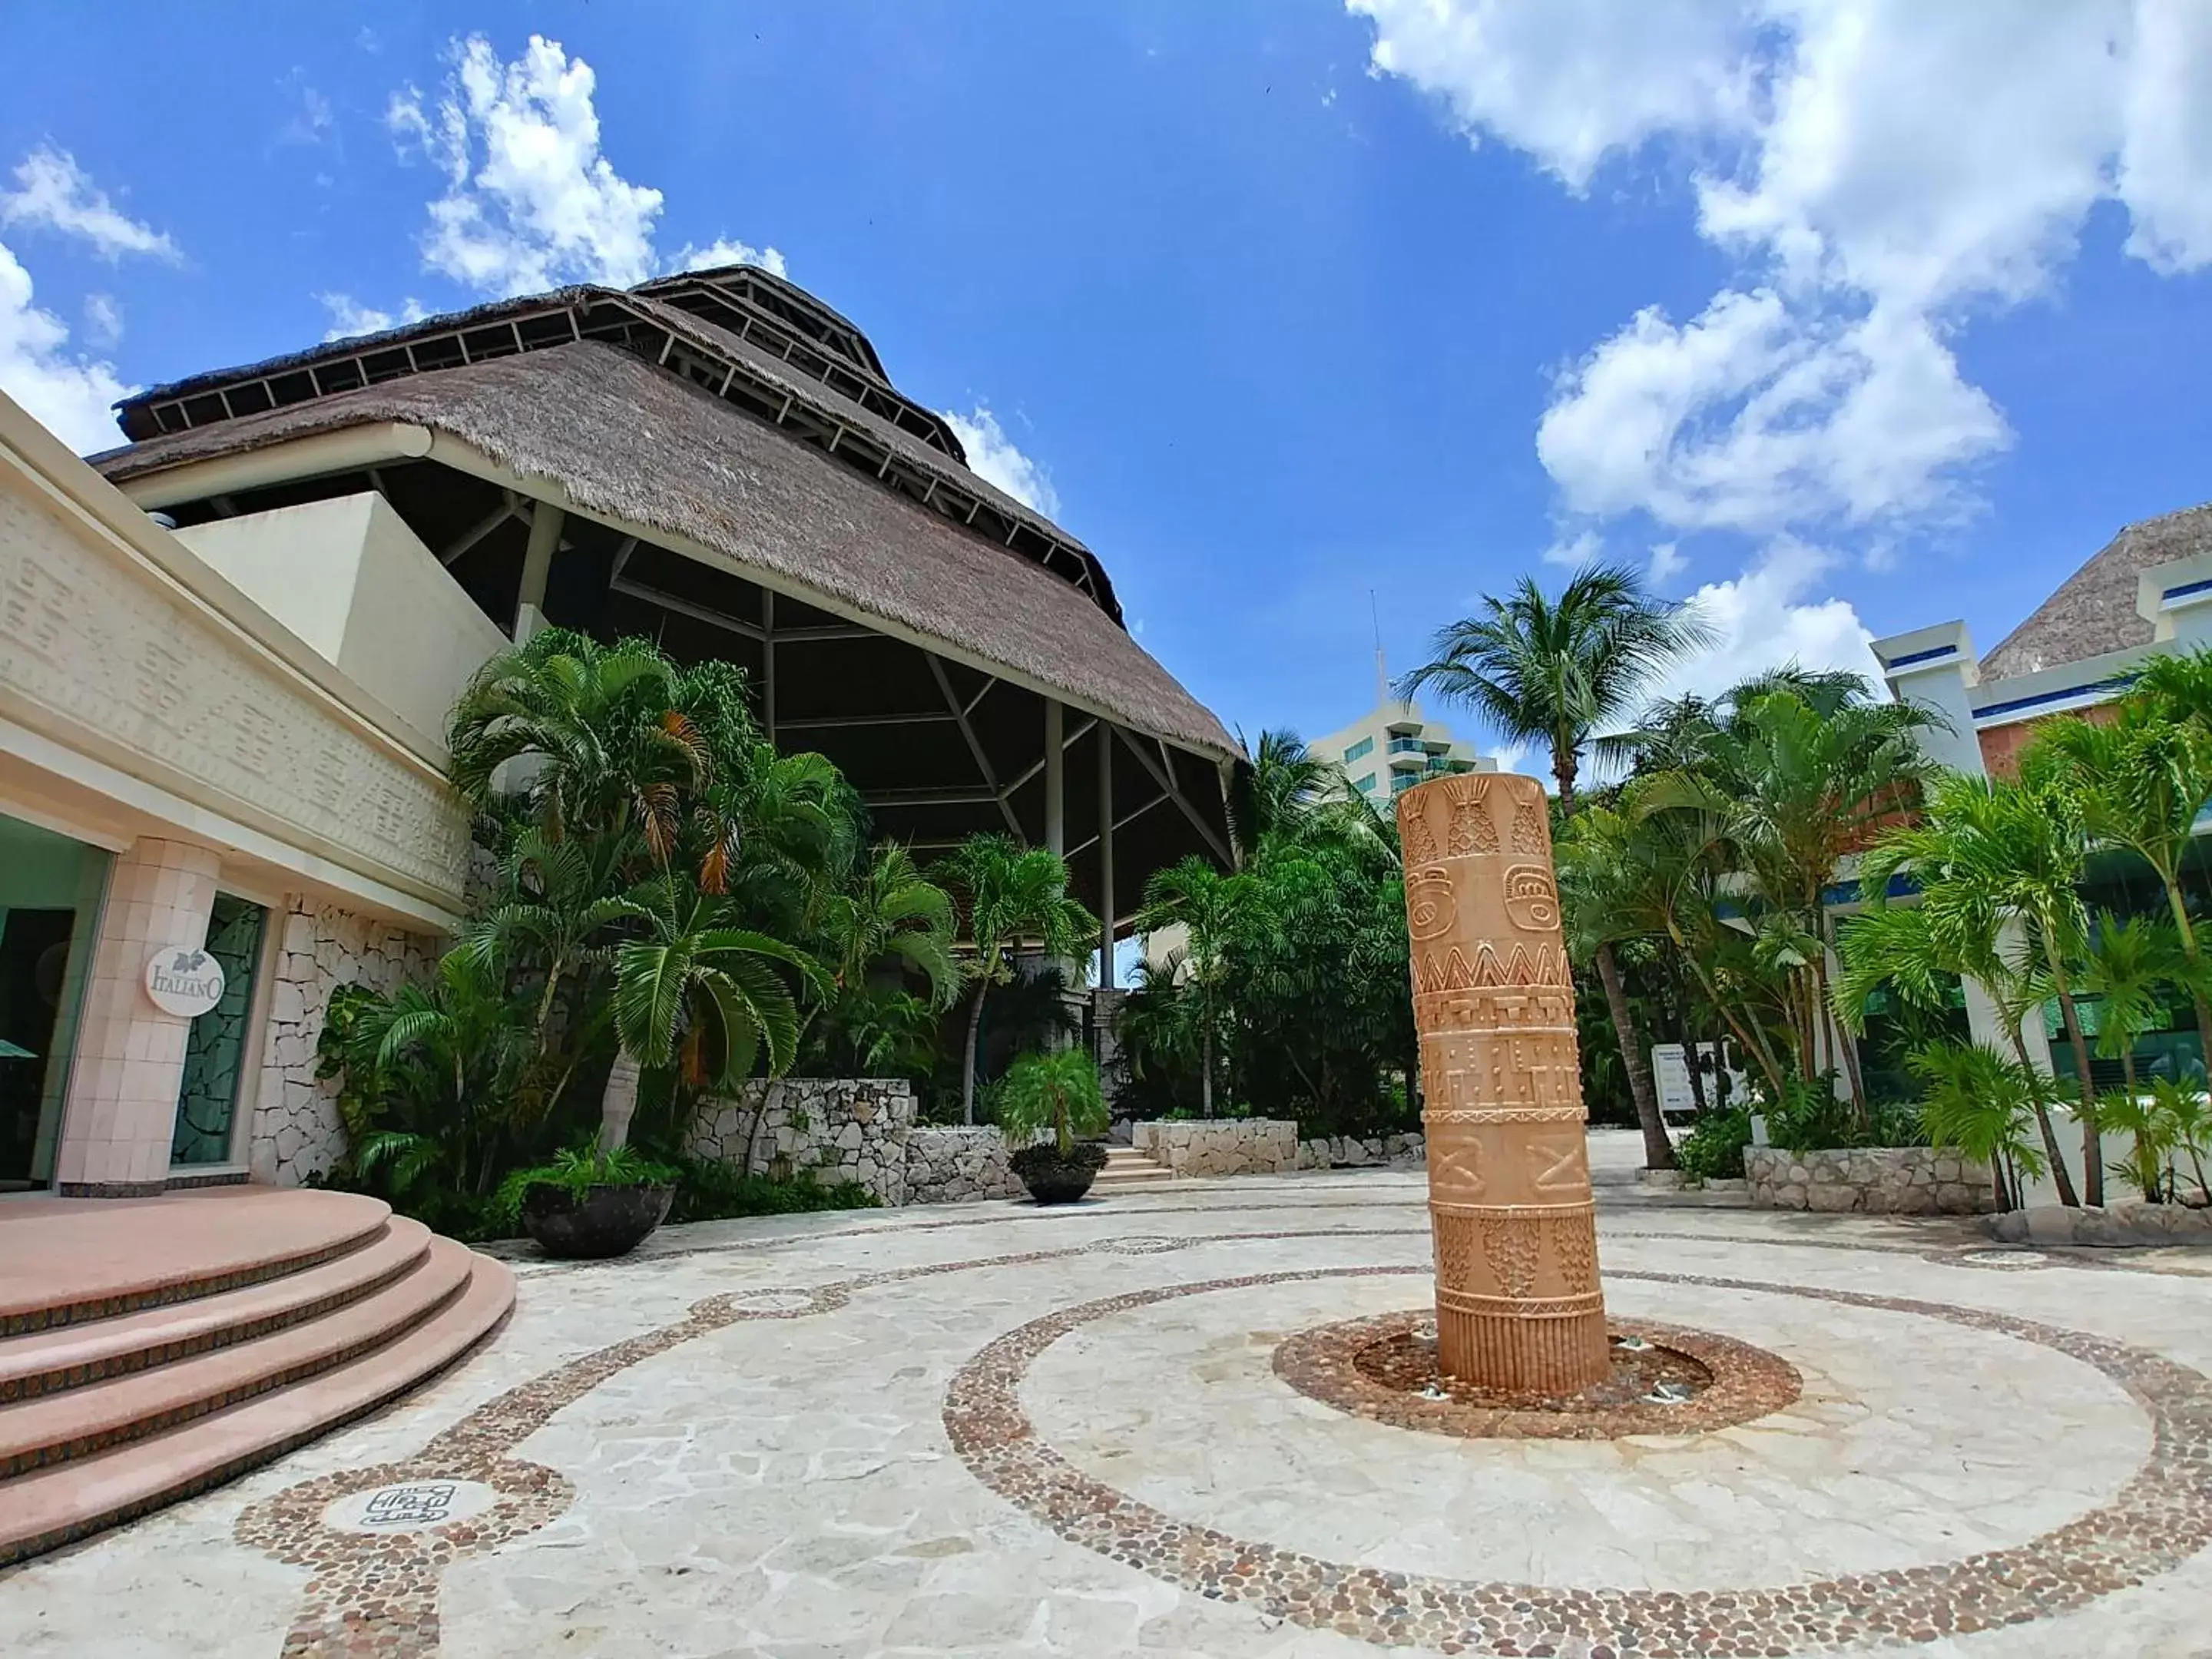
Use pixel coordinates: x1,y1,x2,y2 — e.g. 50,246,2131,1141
54,838,222,1196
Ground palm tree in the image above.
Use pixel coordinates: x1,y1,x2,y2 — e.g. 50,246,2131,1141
1135,855,1255,1118
1908,1039,2047,1211
598,879,827,1151
1558,800,1736,1166
1402,563,1713,807
1402,562,1711,1165
817,843,960,1008
2076,911,2187,1102
1858,773,2104,1203
932,834,1099,1124
462,826,636,1053
1833,894,2076,1205
447,628,731,874
1642,680,1939,1113
343,950,538,1197
2023,705,2212,1081
1229,728,1339,856
991,1049,1109,1157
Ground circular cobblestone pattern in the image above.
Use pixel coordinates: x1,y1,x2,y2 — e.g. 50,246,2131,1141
944,1264,2212,1655
1274,1306,1802,1441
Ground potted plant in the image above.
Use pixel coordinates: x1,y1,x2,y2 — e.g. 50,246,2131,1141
994,1049,1111,1204
497,1144,681,1259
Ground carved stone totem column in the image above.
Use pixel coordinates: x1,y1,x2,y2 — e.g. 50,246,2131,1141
1396,772,1609,1393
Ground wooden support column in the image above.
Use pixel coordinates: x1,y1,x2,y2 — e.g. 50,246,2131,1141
515,501,563,642
1044,699,1065,858
762,590,777,746
1098,724,1116,990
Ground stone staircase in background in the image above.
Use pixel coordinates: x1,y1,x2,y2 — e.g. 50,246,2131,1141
1092,1144,1175,1194
0,1187,513,1566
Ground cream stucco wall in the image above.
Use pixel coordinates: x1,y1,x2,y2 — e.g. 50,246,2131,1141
175,492,508,759
0,389,475,1191
0,394,470,929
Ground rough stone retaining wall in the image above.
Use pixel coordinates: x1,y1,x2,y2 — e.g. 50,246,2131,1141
903,1126,1024,1204
1296,1133,1426,1171
1987,1201,2212,1247
250,900,439,1187
687,1079,917,1206
1743,1145,1996,1215
1133,1119,1299,1177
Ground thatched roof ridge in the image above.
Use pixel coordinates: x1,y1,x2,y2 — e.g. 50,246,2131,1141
93,340,1236,761
632,263,891,383
119,287,598,418
623,290,1098,568
1982,503,2212,680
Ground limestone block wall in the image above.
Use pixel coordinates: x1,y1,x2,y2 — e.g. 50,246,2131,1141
1132,1118,1299,1177
1743,1145,1997,1215
904,1127,1023,1204
687,1079,916,1206
1988,1202,2212,1246
250,900,439,1186
1294,1132,1426,1171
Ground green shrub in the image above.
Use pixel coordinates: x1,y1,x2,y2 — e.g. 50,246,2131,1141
989,1050,1109,1154
664,1157,879,1224
1674,1108,1754,1184
492,1143,679,1230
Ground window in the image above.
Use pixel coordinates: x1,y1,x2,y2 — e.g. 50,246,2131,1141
1391,773,1417,794
1352,771,1377,793
1343,737,1374,763
1388,737,1426,754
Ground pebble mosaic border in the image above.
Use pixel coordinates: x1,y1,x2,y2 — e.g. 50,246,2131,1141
943,1263,2212,1655
1274,1306,1803,1440
131,1214,2201,1657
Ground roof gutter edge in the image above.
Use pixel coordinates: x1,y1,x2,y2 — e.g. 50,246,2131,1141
113,422,435,509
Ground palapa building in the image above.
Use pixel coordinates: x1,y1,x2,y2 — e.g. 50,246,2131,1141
0,263,1237,1203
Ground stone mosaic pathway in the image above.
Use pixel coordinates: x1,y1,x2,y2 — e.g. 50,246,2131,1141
8,1140,2212,1656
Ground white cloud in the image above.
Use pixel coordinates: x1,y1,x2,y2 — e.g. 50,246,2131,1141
1540,528,1601,568
0,147,178,263
0,242,132,453
1537,289,2007,535
1640,538,1880,708
389,35,664,295
1648,541,1685,584
2119,1,2212,274
942,406,1060,518
1355,0,2212,545
317,292,431,343
81,292,121,347
1348,0,1753,192
671,236,787,279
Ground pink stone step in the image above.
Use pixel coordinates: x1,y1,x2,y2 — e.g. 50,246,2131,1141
0,1237,475,1477
0,1188,394,1335
0,1217,434,1403
0,1249,514,1565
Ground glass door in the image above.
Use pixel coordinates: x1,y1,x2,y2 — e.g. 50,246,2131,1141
0,814,108,1192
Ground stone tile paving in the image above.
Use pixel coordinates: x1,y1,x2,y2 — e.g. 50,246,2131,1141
7,1151,2212,1657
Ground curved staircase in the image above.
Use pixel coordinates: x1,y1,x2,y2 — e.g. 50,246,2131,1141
0,1186,513,1566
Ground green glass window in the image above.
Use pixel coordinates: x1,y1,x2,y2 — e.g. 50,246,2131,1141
1352,771,1377,793
171,893,268,1166
1343,736,1375,764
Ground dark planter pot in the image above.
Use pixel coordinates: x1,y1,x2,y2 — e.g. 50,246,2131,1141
520,1181,675,1259
1009,1143,1108,1206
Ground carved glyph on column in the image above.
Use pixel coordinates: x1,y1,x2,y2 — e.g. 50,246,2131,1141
1398,773,1609,1392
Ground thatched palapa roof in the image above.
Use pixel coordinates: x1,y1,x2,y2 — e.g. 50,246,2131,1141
91,272,1235,763
1982,503,2212,680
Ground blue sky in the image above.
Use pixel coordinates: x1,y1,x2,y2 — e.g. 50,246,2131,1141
2,2,2207,769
